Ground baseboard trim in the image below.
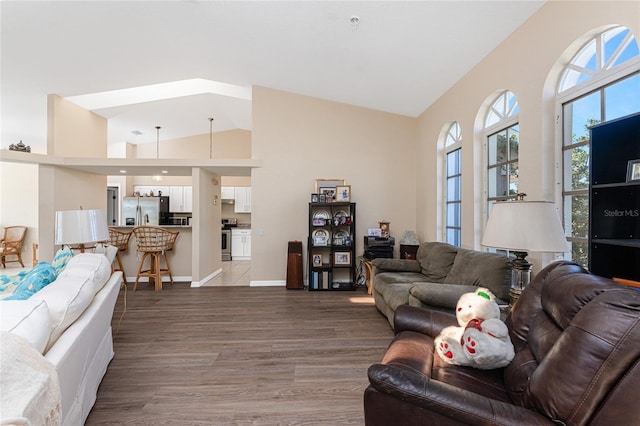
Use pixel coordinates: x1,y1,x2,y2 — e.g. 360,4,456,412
191,268,222,287
126,275,192,284
250,280,286,287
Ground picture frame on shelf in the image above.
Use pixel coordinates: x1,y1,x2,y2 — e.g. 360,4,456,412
626,159,640,182
334,251,352,266
314,178,345,193
335,185,351,202
312,254,323,267
319,194,326,203
319,187,336,202
311,193,319,203
313,236,327,246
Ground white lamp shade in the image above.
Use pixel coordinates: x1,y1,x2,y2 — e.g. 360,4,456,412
481,201,569,253
55,209,109,245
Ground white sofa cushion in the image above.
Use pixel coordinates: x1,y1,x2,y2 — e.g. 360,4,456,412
57,253,112,295
0,299,52,354
31,274,96,351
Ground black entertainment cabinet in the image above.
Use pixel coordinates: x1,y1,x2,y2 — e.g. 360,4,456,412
589,112,640,282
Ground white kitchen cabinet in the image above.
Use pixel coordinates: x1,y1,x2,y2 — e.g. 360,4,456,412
221,186,235,200
234,187,252,213
231,228,251,259
169,186,193,212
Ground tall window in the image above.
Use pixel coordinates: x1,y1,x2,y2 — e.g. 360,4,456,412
445,122,462,246
486,91,520,214
559,26,640,267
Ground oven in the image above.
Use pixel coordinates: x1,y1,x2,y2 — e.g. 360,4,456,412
221,218,237,261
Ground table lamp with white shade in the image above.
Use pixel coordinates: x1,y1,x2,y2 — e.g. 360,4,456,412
481,196,569,307
54,209,109,252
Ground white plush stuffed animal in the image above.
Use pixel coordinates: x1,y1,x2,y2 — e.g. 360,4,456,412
434,288,515,370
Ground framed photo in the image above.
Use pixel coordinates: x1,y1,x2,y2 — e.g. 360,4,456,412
314,178,345,193
319,194,326,203
335,185,351,202
333,251,352,266
312,254,323,267
627,159,640,182
313,236,327,246
319,187,336,202
311,193,319,203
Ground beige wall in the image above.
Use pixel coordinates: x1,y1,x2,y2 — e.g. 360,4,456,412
0,162,39,266
192,168,222,285
135,129,251,159
251,87,418,283
47,94,107,157
416,1,640,262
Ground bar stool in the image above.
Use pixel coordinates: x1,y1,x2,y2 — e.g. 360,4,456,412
132,226,179,291
108,228,132,285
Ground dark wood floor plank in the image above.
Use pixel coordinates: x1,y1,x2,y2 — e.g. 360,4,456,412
86,284,393,425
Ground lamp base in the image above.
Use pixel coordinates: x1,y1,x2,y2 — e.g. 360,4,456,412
510,251,531,308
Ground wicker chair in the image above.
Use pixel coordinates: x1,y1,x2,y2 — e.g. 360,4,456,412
108,228,133,285
0,226,27,268
132,226,179,291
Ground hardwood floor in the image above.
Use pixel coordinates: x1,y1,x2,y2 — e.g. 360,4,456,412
86,282,394,425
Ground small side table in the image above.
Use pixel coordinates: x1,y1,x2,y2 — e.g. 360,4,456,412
360,257,374,295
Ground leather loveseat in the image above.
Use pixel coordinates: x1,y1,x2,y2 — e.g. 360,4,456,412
364,260,640,425
371,242,511,327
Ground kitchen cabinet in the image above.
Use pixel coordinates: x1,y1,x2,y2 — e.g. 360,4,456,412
221,186,235,200
231,228,251,259
234,187,252,213
169,186,193,212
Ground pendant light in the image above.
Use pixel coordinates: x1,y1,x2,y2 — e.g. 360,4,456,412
155,125,161,159
208,117,214,159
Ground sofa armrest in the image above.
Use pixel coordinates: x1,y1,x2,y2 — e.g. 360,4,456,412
368,363,553,425
371,258,421,273
393,304,457,336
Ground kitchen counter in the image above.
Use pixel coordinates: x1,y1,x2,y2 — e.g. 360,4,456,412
109,226,193,282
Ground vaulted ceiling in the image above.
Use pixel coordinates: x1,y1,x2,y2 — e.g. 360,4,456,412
1,1,546,148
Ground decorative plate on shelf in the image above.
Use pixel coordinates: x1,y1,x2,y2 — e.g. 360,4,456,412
333,210,348,219
312,229,329,239
333,229,349,240
313,210,331,220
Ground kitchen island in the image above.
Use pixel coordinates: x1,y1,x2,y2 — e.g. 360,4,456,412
110,225,193,286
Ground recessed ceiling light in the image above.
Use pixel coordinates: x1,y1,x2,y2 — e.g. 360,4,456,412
120,170,127,173
161,170,168,174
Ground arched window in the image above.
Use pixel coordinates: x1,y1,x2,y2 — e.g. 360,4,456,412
444,122,462,246
558,26,640,267
485,91,520,215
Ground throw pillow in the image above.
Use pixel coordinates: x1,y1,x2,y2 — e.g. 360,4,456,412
4,262,57,301
51,246,74,276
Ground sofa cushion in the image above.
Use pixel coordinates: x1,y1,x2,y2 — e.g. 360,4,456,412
409,282,478,310
31,274,95,350
4,262,57,301
57,253,111,295
377,283,414,312
416,242,457,282
443,248,511,301
0,299,52,354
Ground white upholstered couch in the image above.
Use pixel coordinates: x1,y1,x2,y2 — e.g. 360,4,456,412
1,251,122,425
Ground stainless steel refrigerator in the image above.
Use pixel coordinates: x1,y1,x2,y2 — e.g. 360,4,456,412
122,196,170,226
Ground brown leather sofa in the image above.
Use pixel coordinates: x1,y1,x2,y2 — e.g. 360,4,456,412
364,261,640,425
